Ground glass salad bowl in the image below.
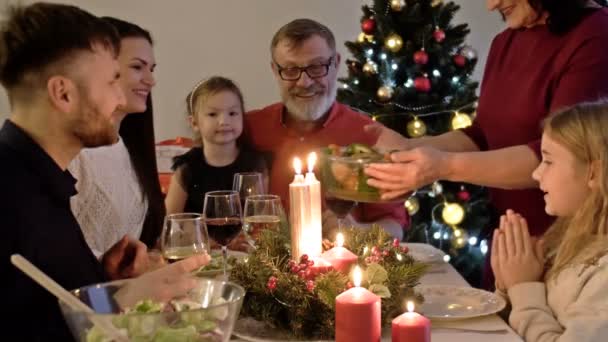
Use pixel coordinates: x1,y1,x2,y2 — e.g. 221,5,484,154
59,278,245,342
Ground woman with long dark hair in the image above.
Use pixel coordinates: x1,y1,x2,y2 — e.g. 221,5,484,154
366,0,608,288
69,17,165,255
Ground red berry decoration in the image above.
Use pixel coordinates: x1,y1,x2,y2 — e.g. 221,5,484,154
401,245,409,253
307,260,315,267
413,50,429,65
433,28,446,43
457,190,471,201
361,18,376,34
392,238,400,248
346,281,354,289
382,250,390,257
290,265,300,273
414,76,431,92
267,276,278,291
300,254,309,264
298,270,306,279
453,54,466,67
306,280,315,292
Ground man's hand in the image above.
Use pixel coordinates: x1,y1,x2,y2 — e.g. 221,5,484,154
102,235,149,280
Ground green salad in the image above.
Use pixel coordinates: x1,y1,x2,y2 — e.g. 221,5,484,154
85,298,228,342
320,143,389,202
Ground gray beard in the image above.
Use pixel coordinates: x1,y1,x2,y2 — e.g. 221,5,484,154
283,83,337,122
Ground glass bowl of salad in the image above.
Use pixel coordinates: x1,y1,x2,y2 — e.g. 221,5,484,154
320,143,402,203
59,277,245,342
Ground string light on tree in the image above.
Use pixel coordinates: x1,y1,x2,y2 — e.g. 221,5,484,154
390,0,406,11
363,60,378,74
432,181,443,195
442,202,465,225
406,117,427,137
377,85,394,102
451,111,473,129
405,196,420,215
385,33,404,52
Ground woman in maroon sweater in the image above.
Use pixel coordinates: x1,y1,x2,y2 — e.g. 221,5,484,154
365,0,608,288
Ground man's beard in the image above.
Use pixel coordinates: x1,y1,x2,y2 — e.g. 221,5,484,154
283,81,337,122
71,96,118,148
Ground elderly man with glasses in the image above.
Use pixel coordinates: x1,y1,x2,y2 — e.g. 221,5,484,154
244,18,407,240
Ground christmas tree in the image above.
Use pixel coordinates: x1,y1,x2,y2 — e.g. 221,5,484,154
337,0,491,286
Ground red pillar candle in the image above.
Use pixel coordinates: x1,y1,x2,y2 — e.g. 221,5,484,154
391,301,431,342
308,256,333,279
335,266,381,342
321,233,358,273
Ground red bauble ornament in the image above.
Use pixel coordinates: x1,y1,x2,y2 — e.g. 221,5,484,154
453,54,466,67
413,49,429,65
433,28,446,43
414,76,431,92
361,18,376,34
457,190,471,201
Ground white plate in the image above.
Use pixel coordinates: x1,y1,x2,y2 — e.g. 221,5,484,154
402,243,446,264
415,285,506,321
233,317,331,342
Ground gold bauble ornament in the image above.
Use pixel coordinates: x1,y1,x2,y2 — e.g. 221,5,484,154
405,196,420,215
431,0,443,7
390,0,406,11
362,61,378,74
357,32,374,43
406,117,427,138
377,85,394,102
442,202,465,225
384,33,404,52
452,112,473,130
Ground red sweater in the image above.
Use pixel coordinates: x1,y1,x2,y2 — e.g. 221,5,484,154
462,8,608,236
244,102,409,227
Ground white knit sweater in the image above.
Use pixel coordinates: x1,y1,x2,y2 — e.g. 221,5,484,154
68,138,148,256
505,254,608,342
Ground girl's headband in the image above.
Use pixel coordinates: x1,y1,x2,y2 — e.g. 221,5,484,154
188,78,207,115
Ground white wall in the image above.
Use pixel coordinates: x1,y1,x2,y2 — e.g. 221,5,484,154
0,0,503,141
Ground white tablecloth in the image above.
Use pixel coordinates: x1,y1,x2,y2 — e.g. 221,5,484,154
232,245,522,342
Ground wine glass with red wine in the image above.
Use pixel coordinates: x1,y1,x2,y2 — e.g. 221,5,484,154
203,190,243,277
325,194,357,231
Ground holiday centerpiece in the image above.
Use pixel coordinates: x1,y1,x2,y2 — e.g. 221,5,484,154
230,148,429,340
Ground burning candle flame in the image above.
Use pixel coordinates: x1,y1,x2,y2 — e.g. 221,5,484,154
407,301,415,313
307,152,317,173
353,266,362,287
336,233,344,248
293,157,302,175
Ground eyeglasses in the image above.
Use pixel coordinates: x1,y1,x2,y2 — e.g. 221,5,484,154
274,56,335,81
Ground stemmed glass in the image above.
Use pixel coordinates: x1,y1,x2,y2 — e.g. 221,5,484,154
243,194,286,243
324,194,357,232
203,191,242,277
160,213,210,263
233,172,264,208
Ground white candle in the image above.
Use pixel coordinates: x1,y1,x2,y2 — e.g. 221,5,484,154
305,152,322,257
289,157,310,259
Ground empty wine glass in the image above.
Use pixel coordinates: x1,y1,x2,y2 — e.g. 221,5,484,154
203,191,242,278
243,194,286,243
232,172,264,208
324,194,357,231
160,213,210,263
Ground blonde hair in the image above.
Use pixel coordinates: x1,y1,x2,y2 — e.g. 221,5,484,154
185,76,245,146
542,100,608,280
